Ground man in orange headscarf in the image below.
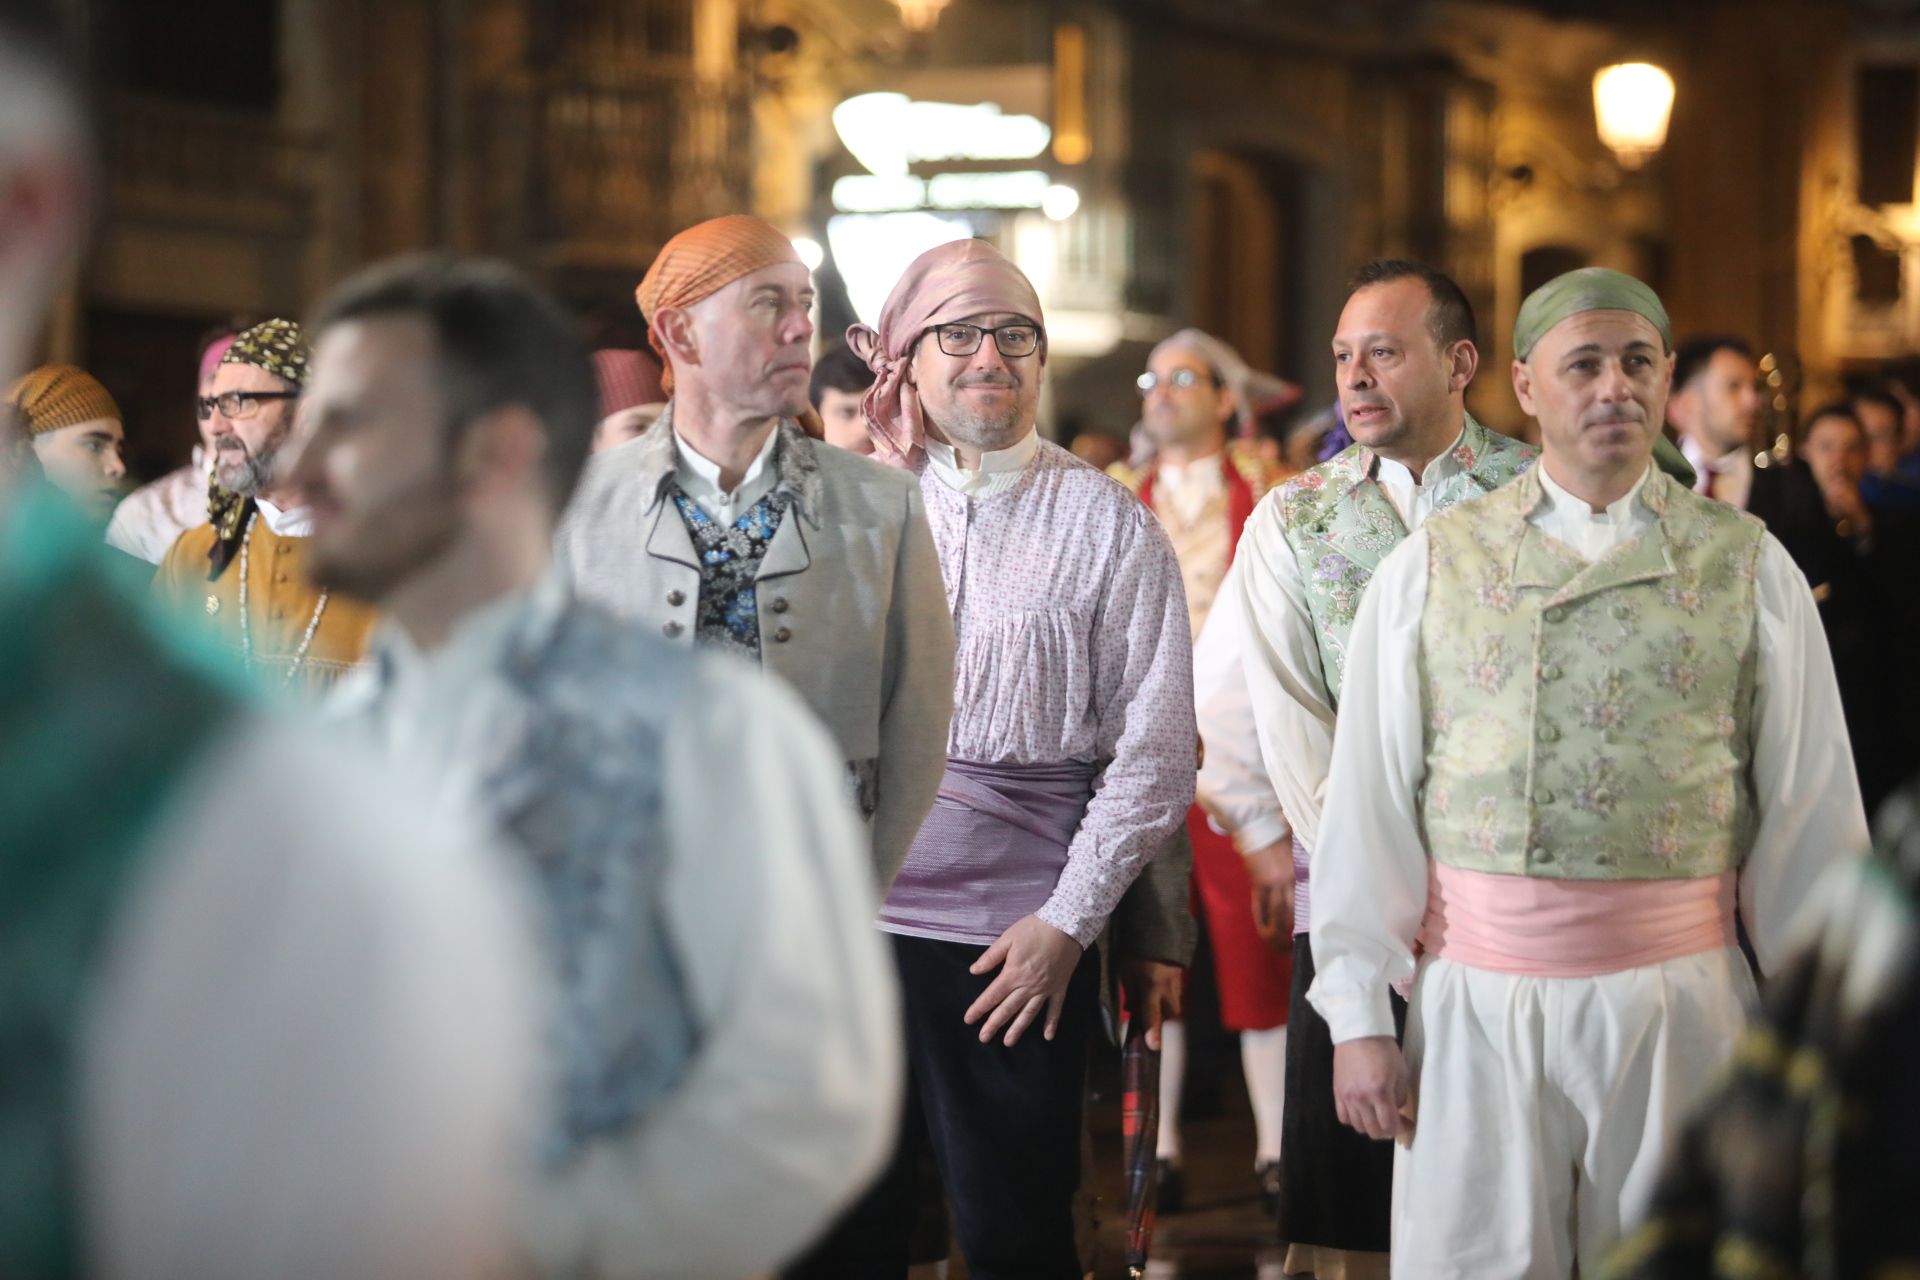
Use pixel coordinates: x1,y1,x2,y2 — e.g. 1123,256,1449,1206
557,214,956,893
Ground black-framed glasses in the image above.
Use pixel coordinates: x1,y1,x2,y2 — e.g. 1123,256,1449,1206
926,322,1042,359
1135,368,1218,397
197,390,300,421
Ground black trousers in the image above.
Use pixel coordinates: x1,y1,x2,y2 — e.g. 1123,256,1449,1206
1276,933,1406,1252
789,933,1099,1280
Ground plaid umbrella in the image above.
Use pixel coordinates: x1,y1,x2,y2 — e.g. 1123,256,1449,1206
1121,1026,1161,1277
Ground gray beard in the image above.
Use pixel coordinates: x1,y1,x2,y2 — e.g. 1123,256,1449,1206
215,447,275,497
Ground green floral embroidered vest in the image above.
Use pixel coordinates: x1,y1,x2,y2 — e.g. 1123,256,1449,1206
0,488,237,1276
1417,466,1765,881
1276,415,1536,706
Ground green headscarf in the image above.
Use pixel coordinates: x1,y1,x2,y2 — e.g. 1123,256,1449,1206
1513,267,1672,362
1512,266,1695,488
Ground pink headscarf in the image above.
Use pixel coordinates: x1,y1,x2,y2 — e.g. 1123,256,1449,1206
198,334,237,387
845,239,1045,468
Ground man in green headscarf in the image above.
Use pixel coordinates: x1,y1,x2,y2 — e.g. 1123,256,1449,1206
1307,266,1867,1276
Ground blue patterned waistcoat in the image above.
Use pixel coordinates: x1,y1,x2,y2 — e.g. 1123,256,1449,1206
668,486,791,661
346,588,700,1171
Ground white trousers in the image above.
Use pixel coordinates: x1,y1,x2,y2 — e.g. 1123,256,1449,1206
1389,948,1757,1279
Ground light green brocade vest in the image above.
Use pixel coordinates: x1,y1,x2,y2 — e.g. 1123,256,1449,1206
1418,466,1766,881
1276,415,1537,706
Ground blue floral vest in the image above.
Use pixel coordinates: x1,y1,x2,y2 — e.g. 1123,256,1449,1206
668,486,791,661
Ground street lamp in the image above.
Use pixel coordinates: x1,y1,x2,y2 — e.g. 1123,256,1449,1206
894,0,952,32
1593,62,1675,170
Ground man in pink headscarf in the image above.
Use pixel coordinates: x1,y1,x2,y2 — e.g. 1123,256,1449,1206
802,239,1196,1278
105,329,236,564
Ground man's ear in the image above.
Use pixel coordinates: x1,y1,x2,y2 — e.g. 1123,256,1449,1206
1511,358,1537,417
1447,340,1480,394
458,404,547,499
651,306,699,373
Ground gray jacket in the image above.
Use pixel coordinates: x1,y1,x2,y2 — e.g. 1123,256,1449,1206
554,410,956,889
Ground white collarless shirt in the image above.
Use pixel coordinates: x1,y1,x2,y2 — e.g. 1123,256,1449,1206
923,428,1040,499
672,426,780,524
254,497,314,538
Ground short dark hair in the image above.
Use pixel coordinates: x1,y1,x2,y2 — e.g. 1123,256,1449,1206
1671,335,1753,393
810,342,874,408
310,253,597,511
1851,383,1903,422
1803,401,1862,434
1345,258,1476,350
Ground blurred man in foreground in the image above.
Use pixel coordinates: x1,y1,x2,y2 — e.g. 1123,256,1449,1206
0,10,536,1278
298,252,902,1277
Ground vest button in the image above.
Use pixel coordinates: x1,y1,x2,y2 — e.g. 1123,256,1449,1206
1593,788,1612,806
1536,788,1556,805
770,597,790,614
1530,845,1554,863
773,626,793,643
667,589,686,606
663,620,683,638
1542,664,1563,681
1544,607,1567,623
1538,724,1559,743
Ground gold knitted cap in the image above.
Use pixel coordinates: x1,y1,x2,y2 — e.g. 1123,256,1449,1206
6,364,122,436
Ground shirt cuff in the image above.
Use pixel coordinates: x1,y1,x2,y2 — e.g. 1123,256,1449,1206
1231,813,1292,854
1035,897,1101,950
1309,984,1397,1044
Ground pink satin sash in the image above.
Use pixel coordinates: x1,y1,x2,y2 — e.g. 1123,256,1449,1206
1418,863,1737,978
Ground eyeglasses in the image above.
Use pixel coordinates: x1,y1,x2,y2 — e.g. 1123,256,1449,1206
1135,368,1218,397
926,323,1043,359
197,390,300,421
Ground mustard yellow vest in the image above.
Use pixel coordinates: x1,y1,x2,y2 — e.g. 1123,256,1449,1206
1417,466,1766,880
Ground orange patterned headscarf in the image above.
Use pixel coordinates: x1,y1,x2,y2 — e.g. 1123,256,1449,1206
635,215,803,398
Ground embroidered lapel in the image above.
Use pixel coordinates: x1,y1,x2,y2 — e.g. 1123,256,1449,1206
643,498,702,572
754,503,813,580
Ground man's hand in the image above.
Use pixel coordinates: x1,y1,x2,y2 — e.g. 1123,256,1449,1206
965,914,1085,1047
1244,837,1295,949
1332,1036,1413,1143
1119,960,1184,1050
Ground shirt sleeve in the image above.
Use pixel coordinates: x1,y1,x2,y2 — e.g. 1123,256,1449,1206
1306,529,1432,1044
531,660,904,1279
1194,558,1290,851
1038,507,1198,947
1738,534,1872,975
1233,495,1339,851
83,718,539,1280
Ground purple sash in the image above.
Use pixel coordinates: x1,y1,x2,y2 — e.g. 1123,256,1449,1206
879,758,1097,945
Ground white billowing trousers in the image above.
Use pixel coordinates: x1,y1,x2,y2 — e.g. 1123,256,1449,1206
1389,948,1757,1280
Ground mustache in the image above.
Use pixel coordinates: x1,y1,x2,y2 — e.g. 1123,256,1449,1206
957,373,1018,388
